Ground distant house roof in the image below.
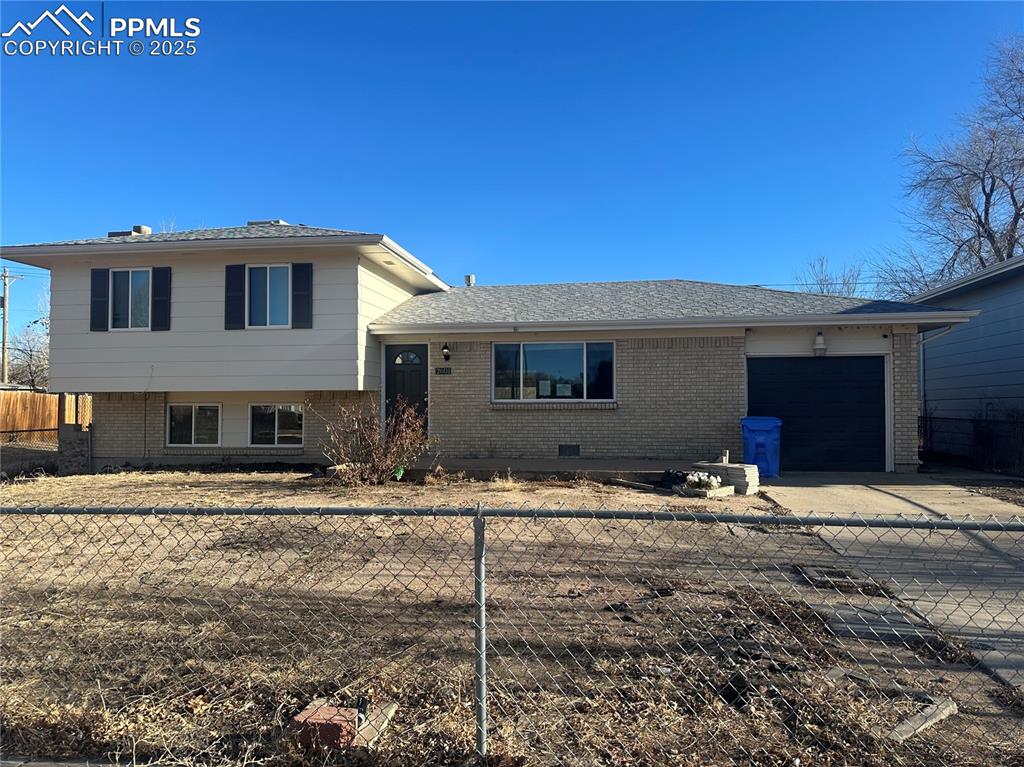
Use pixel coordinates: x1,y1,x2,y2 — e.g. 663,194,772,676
2,222,373,248
911,257,1024,303
370,279,972,333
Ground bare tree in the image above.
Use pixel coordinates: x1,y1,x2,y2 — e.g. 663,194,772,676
9,323,48,389
9,289,50,389
984,36,1024,127
796,255,864,296
873,247,940,300
877,37,1024,299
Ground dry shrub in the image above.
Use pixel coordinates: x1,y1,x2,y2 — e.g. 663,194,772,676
488,470,520,492
423,464,467,487
318,397,432,486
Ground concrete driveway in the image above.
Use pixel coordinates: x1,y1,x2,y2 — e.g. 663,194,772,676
764,472,1024,689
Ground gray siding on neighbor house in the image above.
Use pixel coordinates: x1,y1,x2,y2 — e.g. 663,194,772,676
921,269,1024,419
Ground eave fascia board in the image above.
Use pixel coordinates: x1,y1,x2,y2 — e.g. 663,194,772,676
910,258,1024,302
1,233,451,290
378,236,450,291
0,234,390,261
369,311,979,335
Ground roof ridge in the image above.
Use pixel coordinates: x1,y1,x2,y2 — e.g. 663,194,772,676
453,276,874,301
2,221,374,248
371,275,960,328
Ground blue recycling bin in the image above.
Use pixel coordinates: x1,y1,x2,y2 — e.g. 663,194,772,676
741,416,782,478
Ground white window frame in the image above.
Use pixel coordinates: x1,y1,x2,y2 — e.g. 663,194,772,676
109,267,152,331
245,264,292,329
491,341,616,403
165,403,222,447
248,403,305,447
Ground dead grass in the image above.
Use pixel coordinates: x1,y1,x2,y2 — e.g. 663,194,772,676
0,469,778,513
1,472,1021,765
486,470,521,492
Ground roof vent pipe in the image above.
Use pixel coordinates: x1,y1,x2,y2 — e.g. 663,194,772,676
464,274,476,287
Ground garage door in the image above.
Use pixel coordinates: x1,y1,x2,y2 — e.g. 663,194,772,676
746,356,886,471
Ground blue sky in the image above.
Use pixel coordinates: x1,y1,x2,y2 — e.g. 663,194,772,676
1,1,1020,331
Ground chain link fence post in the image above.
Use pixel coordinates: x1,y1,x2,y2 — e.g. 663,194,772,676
473,508,488,758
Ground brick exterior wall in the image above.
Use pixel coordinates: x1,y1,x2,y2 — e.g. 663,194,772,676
892,332,920,472
85,329,922,471
90,391,373,469
427,336,748,461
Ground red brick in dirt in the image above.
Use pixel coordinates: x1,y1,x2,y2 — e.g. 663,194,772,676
291,704,360,749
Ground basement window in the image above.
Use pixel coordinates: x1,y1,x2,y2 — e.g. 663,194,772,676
167,404,221,446
250,404,304,446
493,342,615,401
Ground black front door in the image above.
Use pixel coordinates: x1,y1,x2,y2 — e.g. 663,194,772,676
385,344,428,425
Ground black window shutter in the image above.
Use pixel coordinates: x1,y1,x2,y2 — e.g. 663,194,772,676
291,263,313,329
151,267,172,331
89,268,109,331
225,265,245,329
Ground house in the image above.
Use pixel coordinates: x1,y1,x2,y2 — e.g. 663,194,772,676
912,257,1024,472
1,221,976,473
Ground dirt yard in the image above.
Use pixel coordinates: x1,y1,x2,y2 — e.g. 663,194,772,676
953,478,1024,509
0,469,780,512
1,472,1022,766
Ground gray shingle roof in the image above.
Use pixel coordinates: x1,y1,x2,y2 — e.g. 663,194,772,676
372,279,955,328
4,222,373,248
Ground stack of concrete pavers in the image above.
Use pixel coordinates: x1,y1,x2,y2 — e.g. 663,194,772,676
692,461,759,496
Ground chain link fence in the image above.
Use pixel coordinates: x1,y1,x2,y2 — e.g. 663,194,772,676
1,504,1022,766
921,415,1024,476
0,428,59,476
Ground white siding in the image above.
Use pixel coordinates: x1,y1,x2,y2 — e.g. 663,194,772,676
744,325,900,356
49,249,361,392
357,259,417,390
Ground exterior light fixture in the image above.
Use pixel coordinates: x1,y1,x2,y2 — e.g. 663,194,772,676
812,331,827,357
441,343,451,361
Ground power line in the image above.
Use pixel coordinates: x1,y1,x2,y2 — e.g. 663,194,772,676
0,272,48,280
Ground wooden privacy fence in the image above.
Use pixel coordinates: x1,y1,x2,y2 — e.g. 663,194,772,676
0,391,92,432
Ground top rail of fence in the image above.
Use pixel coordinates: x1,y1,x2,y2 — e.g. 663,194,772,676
1,504,1022,531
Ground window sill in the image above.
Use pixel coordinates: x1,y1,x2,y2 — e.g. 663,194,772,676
163,446,305,455
490,401,617,411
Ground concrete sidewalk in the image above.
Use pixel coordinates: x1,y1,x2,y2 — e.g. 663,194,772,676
764,473,1024,689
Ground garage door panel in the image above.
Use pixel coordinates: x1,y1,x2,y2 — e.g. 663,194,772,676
747,356,885,471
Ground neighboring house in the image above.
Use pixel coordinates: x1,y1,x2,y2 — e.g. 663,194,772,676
1,221,975,473
911,257,1024,472
912,258,1024,420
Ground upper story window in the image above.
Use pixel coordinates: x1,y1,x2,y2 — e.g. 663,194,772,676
225,263,311,331
110,268,151,329
493,342,615,401
247,265,290,327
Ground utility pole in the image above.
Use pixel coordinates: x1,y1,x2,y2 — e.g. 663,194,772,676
1,267,23,385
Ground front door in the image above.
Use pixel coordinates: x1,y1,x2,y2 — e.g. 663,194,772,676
385,344,428,426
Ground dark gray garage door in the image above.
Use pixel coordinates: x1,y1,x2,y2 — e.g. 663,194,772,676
747,356,886,471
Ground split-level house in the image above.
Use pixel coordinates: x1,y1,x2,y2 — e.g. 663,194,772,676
2,221,976,472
